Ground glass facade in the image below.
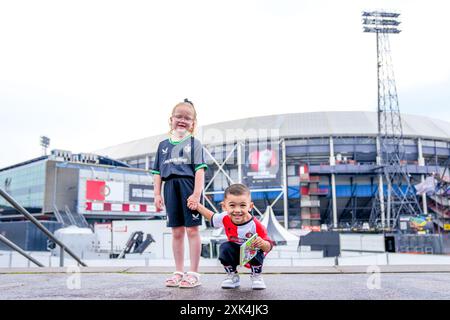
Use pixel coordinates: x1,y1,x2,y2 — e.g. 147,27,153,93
0,161,46,211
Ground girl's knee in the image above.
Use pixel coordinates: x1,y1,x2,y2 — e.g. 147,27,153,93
172,227,185,240
186,226,199,238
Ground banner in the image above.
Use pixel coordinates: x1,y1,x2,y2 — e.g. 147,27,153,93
129,184,154,202
243,142,281,187
86,180,124,202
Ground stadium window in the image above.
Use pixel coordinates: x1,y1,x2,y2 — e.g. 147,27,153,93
402,139,416,145
308,137,329,145
334,137,355,145
286,139,308,146
355,137,375,144
421,140,435,147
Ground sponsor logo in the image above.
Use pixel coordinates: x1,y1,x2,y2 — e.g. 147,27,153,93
163,157,188,165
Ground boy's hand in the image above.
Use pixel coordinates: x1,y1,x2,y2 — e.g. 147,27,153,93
251,236,270,252
155,195,164,211
251,236,265,249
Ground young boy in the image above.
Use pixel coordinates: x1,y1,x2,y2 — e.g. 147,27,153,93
187,183,273,290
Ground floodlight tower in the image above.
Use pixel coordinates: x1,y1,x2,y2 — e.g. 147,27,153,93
362,11,422,230
40,136,50,156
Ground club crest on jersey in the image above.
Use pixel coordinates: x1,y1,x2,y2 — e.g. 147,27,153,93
162,148,168,154
184,145,191,154
245,232,254,238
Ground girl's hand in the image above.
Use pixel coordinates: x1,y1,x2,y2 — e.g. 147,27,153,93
187,194,201,210
155,195,164,211
187,198,197,210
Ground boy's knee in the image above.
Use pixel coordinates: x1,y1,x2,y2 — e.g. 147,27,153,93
219,241,234,253
218,242,238,262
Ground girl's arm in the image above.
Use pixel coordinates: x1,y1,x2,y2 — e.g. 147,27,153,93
192,168,205,198
187,168,205,207
153,174,164,211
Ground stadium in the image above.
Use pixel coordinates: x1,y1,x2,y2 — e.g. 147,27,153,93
95,111,450,234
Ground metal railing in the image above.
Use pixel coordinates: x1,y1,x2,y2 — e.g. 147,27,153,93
0,188,87,267
0,234,44,267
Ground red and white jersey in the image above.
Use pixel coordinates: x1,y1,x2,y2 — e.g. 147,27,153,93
211,211,272,246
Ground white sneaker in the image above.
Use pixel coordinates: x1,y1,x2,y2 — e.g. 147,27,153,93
221,273,240,289
251,274,266,290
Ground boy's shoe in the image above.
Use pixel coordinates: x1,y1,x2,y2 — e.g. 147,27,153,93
221,273,240,289
250,274,266,290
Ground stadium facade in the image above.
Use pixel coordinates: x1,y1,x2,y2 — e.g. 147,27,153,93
94,111,450,233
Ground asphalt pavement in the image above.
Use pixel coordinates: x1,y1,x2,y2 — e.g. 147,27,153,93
1,266,450,300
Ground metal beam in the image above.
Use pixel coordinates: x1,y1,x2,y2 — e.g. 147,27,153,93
281,139,289,228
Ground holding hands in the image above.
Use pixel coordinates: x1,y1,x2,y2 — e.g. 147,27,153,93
187,193,201,211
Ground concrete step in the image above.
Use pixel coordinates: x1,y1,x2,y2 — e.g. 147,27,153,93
267,250,324,259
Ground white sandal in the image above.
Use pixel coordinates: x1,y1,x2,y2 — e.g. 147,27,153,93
165,271,184,287
179,271,201,288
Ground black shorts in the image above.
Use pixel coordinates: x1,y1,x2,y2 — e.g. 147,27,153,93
163,176,203,228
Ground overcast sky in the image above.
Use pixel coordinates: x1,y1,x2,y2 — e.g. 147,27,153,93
1,0,449,168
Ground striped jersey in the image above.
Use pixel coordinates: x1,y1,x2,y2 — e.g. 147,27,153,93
211,211,272,247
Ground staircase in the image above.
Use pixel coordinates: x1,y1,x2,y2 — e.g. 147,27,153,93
299,164,328,232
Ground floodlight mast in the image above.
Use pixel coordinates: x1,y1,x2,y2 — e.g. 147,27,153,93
362,11,422,231
40,136,50,156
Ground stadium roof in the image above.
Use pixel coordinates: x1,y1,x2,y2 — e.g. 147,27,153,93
94,111,450,160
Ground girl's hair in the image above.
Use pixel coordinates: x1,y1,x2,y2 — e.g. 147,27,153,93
169,98,198,135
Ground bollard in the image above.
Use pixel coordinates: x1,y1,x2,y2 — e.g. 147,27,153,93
60,246,64,267
9,251,13,268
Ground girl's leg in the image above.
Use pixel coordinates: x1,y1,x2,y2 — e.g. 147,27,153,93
186,226,201,272
172,226,186,272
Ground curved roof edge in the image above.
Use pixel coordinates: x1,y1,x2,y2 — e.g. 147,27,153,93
94,111,450,160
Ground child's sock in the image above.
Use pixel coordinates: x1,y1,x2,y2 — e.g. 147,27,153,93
224,265,237,274
250,265,262,275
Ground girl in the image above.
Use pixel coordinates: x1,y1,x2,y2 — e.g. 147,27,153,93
151,98,207,288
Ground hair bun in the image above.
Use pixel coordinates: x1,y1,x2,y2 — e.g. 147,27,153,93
184,98,194,106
